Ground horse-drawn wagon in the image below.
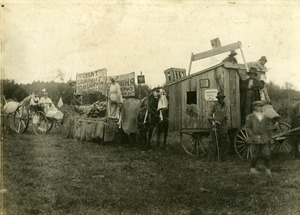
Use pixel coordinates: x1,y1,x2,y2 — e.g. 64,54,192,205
165,41,293,159
13,99,70,135
64,70,136,142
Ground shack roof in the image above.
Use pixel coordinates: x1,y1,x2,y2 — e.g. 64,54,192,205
166,62,247,86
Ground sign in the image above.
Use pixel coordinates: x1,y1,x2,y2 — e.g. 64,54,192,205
200,79,210,88
205,89,218,101
210,38,222,49
192,41,241,62
137,75,145,84
109,72,135,97
76,68,107,94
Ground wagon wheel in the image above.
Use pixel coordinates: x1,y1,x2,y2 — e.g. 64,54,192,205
55,110,71,133
46,119,54,132
269,122,292,154
234,128,254,160
13,105,30,134
181,132,208,156
32,111,48,135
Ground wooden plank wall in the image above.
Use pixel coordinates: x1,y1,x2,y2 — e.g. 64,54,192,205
228,69,241,129
168,65,241,131
168,82,183,131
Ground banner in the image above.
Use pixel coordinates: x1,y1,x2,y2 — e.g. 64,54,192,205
109,72,135,97
76,68,107,94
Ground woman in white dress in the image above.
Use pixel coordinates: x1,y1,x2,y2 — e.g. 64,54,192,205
108,78,123,119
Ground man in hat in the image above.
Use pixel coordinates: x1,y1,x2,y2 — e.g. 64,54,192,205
248,56,270,103
244,100,274,176
148,87,160,123
222,50,238,63
145,87,161,146
248,56,268,81
240,67,263,123
208,91,230,161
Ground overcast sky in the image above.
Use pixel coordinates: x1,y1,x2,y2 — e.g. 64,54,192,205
2,0,300,90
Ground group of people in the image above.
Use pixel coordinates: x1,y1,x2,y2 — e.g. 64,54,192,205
107,77,169,122
210,53,278,177
29,91,53,114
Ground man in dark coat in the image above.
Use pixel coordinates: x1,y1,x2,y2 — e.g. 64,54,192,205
244,101,274,176
240,67,262,124
222,50,238,63
208,91,230,161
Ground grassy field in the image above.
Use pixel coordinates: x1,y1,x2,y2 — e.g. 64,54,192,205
1,129,300,215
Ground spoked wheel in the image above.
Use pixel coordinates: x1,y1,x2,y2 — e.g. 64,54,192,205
181,132,208,156
46,119,54,133
269,122,292,154
32,111,48,135
13,105,30,134
234,128,254,160
55,110,71,133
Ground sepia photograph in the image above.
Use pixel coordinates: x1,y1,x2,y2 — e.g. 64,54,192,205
1,0,300,214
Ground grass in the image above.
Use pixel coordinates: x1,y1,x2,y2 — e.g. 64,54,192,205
1,129,300,215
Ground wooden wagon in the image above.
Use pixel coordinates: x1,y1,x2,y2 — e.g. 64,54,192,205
65,70,135,143
165,41,292,159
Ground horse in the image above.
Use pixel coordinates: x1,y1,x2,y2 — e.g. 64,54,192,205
144,93,169,148
118,97,148,146
1,99,20,132
290,101,300,159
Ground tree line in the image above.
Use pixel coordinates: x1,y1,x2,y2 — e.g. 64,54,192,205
0,79,152,105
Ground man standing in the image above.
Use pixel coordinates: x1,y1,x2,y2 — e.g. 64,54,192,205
222,50,238,63
244,101,273,176
208,92,230,161
240,67,262,123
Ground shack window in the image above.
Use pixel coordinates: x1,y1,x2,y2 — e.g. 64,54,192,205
187,91,197,104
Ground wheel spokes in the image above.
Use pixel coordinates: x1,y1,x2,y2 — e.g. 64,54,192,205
181,133,207,156
234,129,253,160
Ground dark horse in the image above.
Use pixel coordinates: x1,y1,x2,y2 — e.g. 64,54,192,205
144,93,169,148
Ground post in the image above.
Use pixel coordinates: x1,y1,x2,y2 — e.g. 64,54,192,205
239,41,249,72
139,71,142,99
188,52,193,75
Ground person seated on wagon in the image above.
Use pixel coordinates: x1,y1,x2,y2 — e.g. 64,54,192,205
248,56,268,80
39,92,53,113
222,50,238,64
243,100,274,177
30,91,43,113
208,91,230,162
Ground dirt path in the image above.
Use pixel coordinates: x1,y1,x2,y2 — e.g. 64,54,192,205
2,131,300,214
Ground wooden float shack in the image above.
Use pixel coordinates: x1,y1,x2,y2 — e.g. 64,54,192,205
166,63,247,134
